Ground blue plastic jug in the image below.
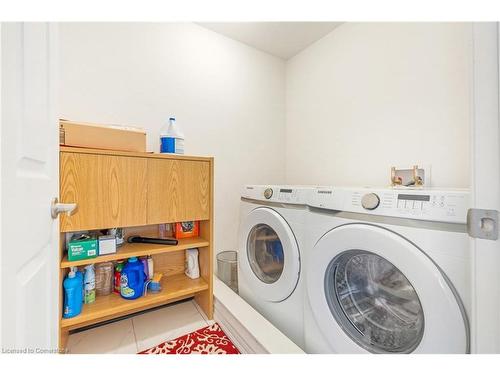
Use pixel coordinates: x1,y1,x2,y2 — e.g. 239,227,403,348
63,270,83,318
120,257,147,300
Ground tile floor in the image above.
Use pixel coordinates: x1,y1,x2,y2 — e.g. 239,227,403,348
67,300,214,354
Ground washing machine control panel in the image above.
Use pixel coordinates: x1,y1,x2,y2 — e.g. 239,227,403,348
242,185,312,204
354,190,469,223
309,187,470,224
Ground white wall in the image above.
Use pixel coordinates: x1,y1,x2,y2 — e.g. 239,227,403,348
286,23,472,188
59,23,286,255
59,22,473,257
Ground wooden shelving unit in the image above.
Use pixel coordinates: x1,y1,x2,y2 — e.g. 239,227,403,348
60,237,210,268
61,274,209,330
58,146,214,352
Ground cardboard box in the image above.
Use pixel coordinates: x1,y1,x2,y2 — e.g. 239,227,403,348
173,221,200,239
60,119,146,152
98,234,117,255
68,234,98,261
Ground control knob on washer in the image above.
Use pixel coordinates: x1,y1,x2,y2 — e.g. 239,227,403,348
361,193,380,210
264,188,273,199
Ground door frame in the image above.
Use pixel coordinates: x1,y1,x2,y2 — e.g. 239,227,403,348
470,22,500,354
0,22,3,349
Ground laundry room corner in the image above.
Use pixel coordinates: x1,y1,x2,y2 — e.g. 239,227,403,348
58,22,288,262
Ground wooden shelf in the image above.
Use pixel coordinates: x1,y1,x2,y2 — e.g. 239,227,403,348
60,237,210,268
60,145,213,163
61,273,208,330
58,146,214,351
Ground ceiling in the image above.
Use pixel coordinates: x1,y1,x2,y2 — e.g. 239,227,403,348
197,22,342,60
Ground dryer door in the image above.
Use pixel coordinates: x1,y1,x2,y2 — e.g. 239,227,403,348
239,207,300,302
307,223,468,353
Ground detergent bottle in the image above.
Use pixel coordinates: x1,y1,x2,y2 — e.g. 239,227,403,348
140,257,149,281
160,117,184,154
63,270,83,318
120,257,147,300
114,261,124,295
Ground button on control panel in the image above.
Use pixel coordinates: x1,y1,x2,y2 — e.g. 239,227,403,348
276,188,299,202
396,193,430,216
263,187,273,199
395,193,466,220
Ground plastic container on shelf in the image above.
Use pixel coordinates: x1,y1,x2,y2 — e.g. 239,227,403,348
160,117,184,154
147,255,154,280
63,270,83,319
158,223,173,238
120,257,147,300
108,228,124,247
216,251,238,293
114,261,125,295
83,264,96,304
140,257,149,281
72,266,84,303
95,262,114,296
185,249,200,279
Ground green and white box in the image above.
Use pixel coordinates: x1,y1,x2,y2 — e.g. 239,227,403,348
68,234,98,261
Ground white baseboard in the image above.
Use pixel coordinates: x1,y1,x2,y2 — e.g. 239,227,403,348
212,277,304,354
214,297,268,354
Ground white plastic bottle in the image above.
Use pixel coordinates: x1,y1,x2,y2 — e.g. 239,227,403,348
160,117,184,154
147,255,154,280
185,248,200,279
84,264,96,304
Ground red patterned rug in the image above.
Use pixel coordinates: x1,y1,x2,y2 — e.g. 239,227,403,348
138,323,240,354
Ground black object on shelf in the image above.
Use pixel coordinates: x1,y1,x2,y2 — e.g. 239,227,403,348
127,236,179,246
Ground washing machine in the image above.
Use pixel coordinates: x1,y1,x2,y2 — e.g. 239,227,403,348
304,187,471,354
238,185,313,349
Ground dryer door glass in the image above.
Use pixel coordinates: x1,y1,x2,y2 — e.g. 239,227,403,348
247,224,284,284
325,250,424,353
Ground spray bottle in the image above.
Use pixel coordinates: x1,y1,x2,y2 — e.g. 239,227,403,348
84,264,96,304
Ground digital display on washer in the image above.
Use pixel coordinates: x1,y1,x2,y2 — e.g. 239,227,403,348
280,189,293,193
397,194,430,202
317,190,333,194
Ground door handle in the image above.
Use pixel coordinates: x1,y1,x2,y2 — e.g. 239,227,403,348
51,198,77,219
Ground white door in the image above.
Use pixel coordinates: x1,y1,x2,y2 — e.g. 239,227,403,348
0,23,60,352
239,207,300,302
307,224,468,354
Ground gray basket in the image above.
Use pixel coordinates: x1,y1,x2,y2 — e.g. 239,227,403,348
216,251,238,293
